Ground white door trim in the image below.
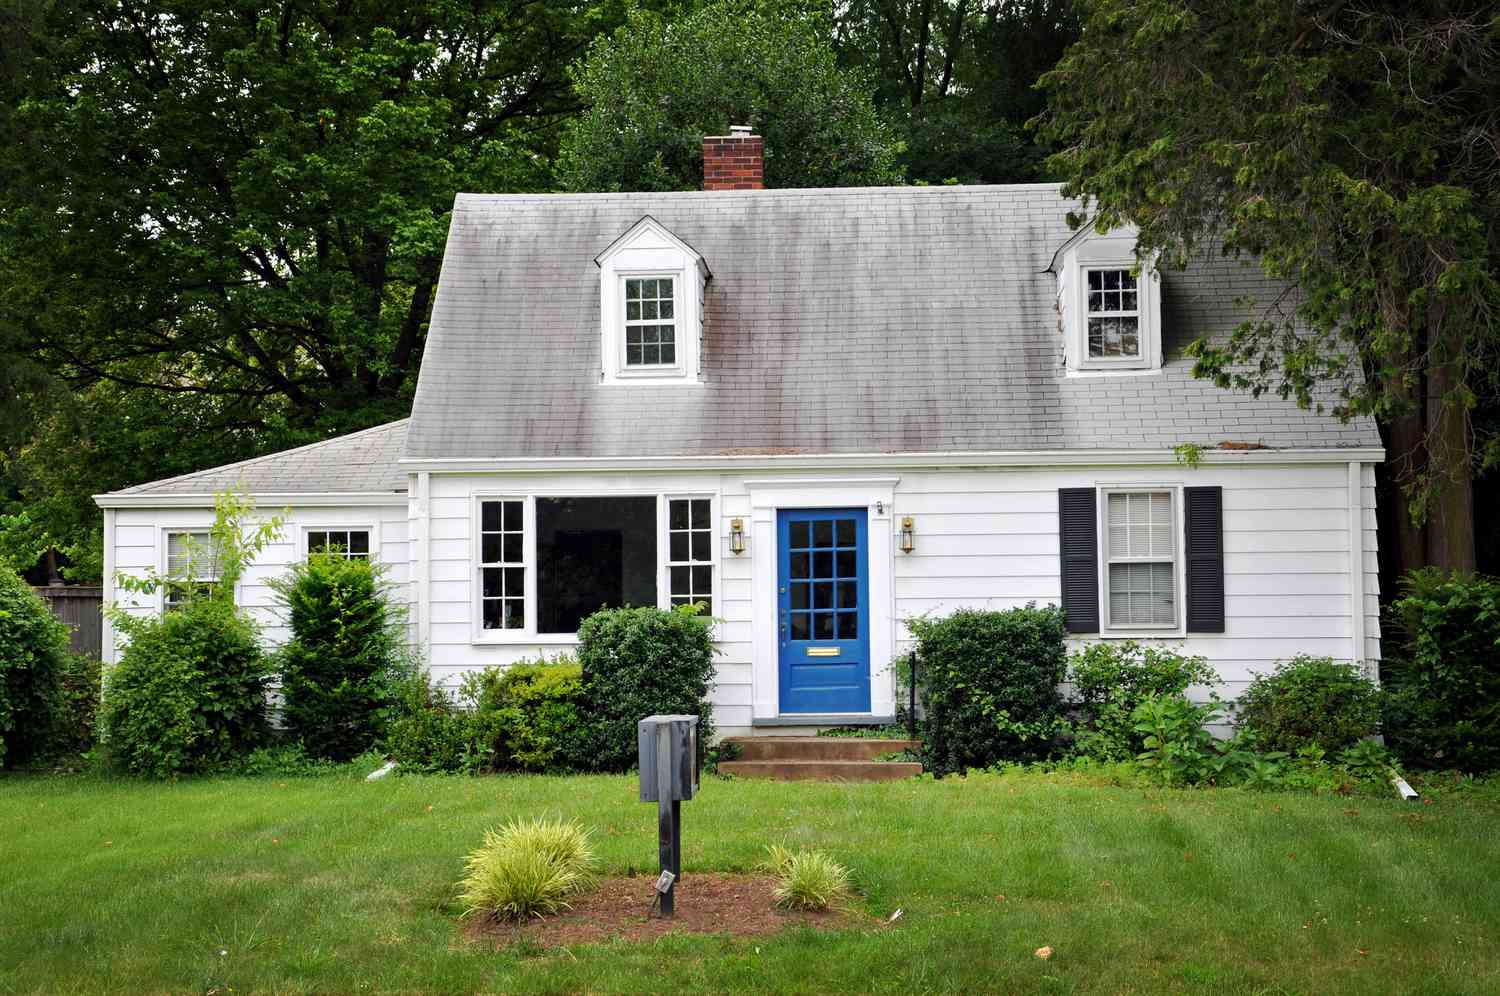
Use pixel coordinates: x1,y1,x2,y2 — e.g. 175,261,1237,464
746,477,898,722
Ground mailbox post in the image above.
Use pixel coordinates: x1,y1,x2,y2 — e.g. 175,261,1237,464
638,714,699,917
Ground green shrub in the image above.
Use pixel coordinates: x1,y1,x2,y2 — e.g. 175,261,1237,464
102,598,269,777
1235,656,1382,755
1067,641,1217,761
458,817,596,922
1383,569,1500,772
271,553,410,761
54,653,102,760
1131,693,1253,786
575,605,716,772
908,605,1068,776
0,569,70,767
383,674,479,774
763,844,854,912
460,657,590,773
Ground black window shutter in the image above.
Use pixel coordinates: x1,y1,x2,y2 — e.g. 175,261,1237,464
1058,488,1099,633
1184,486,1225,633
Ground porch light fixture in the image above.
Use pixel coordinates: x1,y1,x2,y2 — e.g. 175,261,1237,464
729,518,745,555
899,516,916,554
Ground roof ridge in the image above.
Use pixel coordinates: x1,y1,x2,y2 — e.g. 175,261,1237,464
114,418,409,495
454,182,1069,204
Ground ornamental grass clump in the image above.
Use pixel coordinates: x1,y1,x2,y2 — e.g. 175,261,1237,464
763,844,854,912
458,817,596,922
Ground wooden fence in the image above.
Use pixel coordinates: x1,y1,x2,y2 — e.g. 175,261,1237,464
32,586,104,660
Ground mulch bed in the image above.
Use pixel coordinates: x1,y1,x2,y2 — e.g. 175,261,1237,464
463,873,869,948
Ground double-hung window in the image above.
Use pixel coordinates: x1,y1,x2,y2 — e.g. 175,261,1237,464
308,529,370,560
478,499,525,630
1085,268,1140,361
164,530,218,610
666,498,713,614
1105,491,1176,627
623,277,676,367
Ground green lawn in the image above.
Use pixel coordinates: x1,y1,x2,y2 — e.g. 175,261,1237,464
3,767,1498,995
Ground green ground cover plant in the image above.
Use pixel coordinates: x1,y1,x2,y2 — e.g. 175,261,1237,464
1,767,1497,993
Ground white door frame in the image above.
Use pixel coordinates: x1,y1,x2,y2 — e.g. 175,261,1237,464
745,476,898,722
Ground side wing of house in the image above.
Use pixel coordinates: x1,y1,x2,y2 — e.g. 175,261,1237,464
96,422,414,664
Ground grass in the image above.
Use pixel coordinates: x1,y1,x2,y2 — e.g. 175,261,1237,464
3,767,1499,994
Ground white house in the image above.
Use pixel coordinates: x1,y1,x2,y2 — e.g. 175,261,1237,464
95,132,1383,737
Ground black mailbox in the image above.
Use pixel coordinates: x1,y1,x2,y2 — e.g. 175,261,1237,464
638,714,699,802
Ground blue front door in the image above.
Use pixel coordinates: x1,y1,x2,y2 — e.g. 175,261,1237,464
778,509,871,714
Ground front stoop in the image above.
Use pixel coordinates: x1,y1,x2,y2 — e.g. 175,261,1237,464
718,737,922,781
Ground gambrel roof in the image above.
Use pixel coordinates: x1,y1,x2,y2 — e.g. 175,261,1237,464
405,184,1380,461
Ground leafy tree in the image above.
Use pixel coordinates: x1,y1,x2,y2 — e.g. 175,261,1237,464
0,0,663,576
1036,0,1500,573
559,0,903,191
832,0,1079,183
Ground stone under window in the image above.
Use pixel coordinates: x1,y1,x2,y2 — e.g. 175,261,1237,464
1105,491,1176,627
623,277,676,366
537,497,657,633
1086,268,1140,360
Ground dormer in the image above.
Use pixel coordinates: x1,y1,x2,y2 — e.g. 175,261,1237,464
1049,223,1162,376
594,216,710,386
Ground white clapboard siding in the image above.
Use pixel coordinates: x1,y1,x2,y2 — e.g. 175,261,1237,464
105,458,1380,735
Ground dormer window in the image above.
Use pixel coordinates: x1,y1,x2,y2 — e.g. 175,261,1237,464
595,217,708,385
1051,225,1162,375
624,277,677,367
1085,268,1140,361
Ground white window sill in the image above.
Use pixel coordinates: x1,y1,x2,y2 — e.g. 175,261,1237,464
1064,366,1164,379
470,633,581,647
600,376,703,387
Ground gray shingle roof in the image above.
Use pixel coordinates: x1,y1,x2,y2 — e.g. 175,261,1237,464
108,419,409,497
406,183,1380,460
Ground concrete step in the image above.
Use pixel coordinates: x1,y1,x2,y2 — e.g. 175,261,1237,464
717,759,924,782
725,736,920,762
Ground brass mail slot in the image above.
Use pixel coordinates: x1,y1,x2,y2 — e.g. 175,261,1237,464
806,647,841,658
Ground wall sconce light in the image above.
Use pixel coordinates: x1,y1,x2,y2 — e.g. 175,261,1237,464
729,518,746,555
899,516,915,554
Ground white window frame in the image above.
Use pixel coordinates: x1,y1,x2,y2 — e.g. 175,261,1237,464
616,272,685,377
474,495,530,636
1082,266,1144,367
470,490,721,645
160,527,222,612
302,524,377,561
595,216,707,387
660,494,717,616
1096,485,1186,635
1055,227,1162,376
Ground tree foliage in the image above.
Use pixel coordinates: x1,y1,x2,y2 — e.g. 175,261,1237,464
560,0,903,191
833,0,1079,183
1036,0,1500,571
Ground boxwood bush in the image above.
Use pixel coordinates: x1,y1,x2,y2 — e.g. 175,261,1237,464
0,568,70,768
271,553,410,761
1383,569,1500,772
1234,655,1381,754
102,598,269,777
460,658,590,772
909,604,1068,776
575,605,716,772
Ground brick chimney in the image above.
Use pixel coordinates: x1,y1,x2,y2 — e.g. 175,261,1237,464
702,125,764,191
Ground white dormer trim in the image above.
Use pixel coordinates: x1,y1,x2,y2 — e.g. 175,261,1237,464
1051,222,1163,376
595,216,710,386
